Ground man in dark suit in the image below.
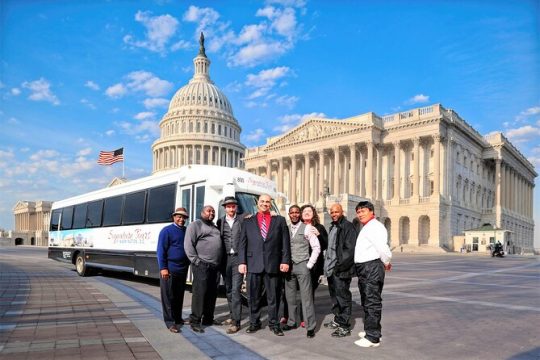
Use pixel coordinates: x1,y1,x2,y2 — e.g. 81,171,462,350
238,193,291,336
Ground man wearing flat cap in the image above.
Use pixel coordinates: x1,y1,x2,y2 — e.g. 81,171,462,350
157,207,190,333
216,196,247,334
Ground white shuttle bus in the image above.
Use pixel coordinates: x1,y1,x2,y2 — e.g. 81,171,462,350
48,165,279,279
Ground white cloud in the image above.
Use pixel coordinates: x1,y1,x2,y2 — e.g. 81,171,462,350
171,40,191,51
77,147,92,156
143,98,169,109
515,106,540,121
29,149,60,161
7,117,20,125
244,128,266,143
117,118,160,142
134,111,155,120
230,41,290,67
85,80,100,90
105,83,128,98
105,130,115,136
273,112,326,133
505,125,540,143
106,71,173,99
126,71,173,97
275,95,298,108
11,88,21,96
246,66,291,88
21,78,60,105
80,98,96,110
123,10,179,54
406,94,430,105
257,6,297,39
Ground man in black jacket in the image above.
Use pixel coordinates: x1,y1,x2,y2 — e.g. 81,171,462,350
238,194,291,336
323,203,357,337
216,196,245,334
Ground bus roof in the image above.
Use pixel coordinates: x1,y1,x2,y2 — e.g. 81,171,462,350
51,165,277,210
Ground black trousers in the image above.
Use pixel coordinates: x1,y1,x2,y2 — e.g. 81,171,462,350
190,261,220,325
327,275,352,328
356,259,385,343
223,254,243,326
247,271,281,328
160,271,188,328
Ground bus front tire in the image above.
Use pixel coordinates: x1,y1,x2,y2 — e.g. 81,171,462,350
75,253,92,277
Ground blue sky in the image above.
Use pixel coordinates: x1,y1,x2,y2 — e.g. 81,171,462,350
1,0,539,244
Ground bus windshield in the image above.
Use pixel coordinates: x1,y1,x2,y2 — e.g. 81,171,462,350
218,192,279,218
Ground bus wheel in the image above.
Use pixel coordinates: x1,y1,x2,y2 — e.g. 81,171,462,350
75,253,91,276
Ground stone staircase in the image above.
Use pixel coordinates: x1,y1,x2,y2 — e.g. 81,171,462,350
390,244,449,254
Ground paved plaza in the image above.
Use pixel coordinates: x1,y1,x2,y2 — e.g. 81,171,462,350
0,247,538,360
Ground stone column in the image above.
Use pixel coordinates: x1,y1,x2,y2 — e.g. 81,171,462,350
318,150,325,203
304,154,310,203
290,156,297,204
413,137,420,201
333,147,340,195
278,157,284,208
359,149,365,196
495,159,502,228
366,141,373,199
393,141,400,201
433,135,441,199
348,144,356,195
266,160,272,180
376,143,383,200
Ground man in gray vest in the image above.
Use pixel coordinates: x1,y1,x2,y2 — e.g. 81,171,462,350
283,205,321,338
216,196,245,334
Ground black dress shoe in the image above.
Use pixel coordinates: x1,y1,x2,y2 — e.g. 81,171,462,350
202,319,221,326
191,324,205,333
282,324,297,331
271,327,284,336
168,325,180,333
245,324,261,333
307,330,315,338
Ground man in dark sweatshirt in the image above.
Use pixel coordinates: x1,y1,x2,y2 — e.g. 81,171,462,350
184,205,223,333
157,207,190,333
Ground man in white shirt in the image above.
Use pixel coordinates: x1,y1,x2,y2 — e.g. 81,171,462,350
353,201,392,348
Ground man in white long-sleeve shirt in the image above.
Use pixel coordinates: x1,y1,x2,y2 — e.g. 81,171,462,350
353,201,392,348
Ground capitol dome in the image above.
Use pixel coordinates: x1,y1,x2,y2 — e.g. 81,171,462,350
152,33,245,173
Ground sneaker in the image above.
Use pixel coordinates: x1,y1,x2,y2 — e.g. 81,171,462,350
331,327,351,337
323,320,340,329
354,337,380,348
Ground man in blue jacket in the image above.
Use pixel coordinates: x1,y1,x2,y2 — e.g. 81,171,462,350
157,207,190,333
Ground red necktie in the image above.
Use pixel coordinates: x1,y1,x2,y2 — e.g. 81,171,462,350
261,215,268,240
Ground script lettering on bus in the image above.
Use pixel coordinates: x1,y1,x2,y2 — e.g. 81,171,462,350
108,229,152,245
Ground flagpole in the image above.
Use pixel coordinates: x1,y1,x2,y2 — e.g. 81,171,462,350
122,148,125,179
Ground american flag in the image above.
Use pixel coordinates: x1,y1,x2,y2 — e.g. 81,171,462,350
97,148,124,165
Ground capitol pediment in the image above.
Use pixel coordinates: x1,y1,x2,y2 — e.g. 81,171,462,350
266,118,368,150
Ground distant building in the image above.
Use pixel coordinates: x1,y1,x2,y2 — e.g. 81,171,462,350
11,200,53,246
461,223,509,253
243,104,536,253
151,33,245,172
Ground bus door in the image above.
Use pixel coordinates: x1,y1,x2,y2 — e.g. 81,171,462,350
179,182,206,224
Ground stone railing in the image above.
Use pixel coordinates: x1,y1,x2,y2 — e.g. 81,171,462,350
419,196,430,203
382,104,442,125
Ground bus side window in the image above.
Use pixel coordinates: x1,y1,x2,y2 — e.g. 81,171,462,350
195,186,205,220
50,209,61,231
147,183,176,223
61,206,74,230
72,203,87,229
103,196,123,226
86,200,103,228
123,191,147,225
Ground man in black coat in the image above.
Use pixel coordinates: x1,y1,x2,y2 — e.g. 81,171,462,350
323,203,357,337
238,193,291,336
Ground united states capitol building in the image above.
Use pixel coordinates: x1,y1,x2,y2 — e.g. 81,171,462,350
10,34,536,253
242,106,536,254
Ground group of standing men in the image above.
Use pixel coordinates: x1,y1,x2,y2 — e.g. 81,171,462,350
156,193,392,348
